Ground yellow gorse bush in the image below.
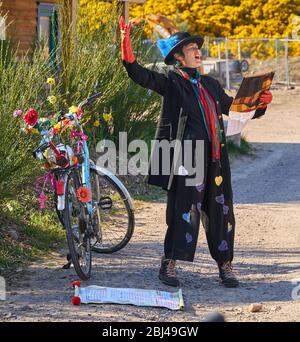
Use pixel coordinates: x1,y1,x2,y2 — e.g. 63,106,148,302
78,0,300,57
129,0,300,39
79,0,112,35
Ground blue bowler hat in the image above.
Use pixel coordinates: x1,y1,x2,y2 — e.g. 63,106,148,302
157,31,204,65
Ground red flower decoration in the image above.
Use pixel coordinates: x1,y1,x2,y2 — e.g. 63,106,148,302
71,296,81,305
24,108,39,127
76,187,91,203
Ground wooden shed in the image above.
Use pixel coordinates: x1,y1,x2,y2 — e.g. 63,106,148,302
0,1,145,56
0,0,76,56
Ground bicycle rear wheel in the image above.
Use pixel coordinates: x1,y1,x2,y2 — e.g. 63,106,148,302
90,167,134,254
64,170,92,280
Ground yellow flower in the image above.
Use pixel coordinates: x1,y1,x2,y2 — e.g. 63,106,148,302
53,122,62,131
93,120,100,127
47,95,57,105
103,113,112,122
22,127,38,135
31,128,39,134
69,105,78,113
47,78,55,86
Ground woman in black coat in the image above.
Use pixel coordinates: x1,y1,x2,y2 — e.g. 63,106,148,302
119,17,272,288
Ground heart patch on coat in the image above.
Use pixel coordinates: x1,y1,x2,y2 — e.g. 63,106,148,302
218,240,229,252
185,232,193,243
182,212,191,223
215,194,225,205
195,183,205,192
223,205,229,215
215,176,223,186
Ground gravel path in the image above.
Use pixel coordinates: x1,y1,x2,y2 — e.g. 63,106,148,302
1,89,300,322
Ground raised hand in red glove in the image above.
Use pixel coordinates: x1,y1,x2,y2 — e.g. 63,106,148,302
119,16,135,63
259,90,273,108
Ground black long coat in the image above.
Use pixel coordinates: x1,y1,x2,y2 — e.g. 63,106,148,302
124,61,266,199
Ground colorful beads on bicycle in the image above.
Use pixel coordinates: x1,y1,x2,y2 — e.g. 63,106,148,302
39,191,46,209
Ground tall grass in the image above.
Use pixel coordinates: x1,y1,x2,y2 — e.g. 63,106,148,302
0,42,55,199
57,0,161,147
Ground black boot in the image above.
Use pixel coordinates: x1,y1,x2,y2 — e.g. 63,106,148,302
159,257,180,287
218,261,239,288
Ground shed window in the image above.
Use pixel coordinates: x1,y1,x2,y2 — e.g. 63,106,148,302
37,3,58,59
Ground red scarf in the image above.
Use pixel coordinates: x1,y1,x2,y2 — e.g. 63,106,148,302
178,69,221,161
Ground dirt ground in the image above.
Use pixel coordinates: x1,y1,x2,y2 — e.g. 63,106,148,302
1,88,300,322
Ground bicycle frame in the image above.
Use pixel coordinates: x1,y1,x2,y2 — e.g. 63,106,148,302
77,121,92,216
61,92,102,215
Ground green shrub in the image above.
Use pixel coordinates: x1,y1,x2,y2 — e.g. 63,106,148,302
0,44,54,199
57,1,160,148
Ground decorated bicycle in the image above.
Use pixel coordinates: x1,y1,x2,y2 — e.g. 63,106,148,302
14,86,135,280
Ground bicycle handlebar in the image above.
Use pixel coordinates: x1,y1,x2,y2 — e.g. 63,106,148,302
55,92,102,124
33,141,68,168
33,142,50,158
78,92,102,110
33,92,102,159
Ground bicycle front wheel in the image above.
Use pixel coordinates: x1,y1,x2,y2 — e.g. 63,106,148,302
90,167,134,254
64,170,92,280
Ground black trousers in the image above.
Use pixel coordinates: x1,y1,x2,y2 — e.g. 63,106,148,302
164,130,235,263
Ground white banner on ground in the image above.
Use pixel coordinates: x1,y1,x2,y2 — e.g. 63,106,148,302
75,285,184,310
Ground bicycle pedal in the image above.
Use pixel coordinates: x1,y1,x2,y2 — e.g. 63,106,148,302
98,196,112,210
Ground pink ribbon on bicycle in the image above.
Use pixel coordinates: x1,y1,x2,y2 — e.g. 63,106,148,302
35,172,57,209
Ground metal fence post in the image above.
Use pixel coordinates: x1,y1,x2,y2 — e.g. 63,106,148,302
237,39,241,60
275,38,279,83
225,37,230,89
207,36,210,57
285,37,290,88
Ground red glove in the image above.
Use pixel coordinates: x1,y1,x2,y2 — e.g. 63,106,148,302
259,90,273,108
119,16,135,63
